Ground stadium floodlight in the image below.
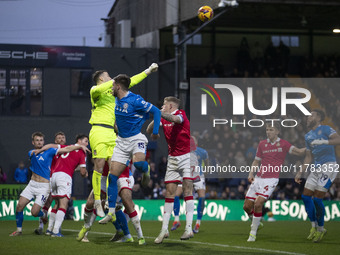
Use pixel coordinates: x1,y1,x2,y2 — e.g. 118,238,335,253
218,0,239,8
333,29,340,33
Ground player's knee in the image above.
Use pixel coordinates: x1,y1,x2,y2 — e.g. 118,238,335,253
133,161,148,173
31,209,39,217
254,202,263,212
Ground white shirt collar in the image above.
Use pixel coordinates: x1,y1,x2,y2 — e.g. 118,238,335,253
267,137,280,145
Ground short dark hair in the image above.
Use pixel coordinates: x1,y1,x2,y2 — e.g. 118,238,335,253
92,70,107,84
75,134,88,143
54,131,65,139
113,74,131,90
164,96,181,108
312,109,325,122
32,132,44,141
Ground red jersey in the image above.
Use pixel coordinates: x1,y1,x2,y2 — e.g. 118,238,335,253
52,144,86,178
161,109,190,156
50,144,65,176
255,138,293,178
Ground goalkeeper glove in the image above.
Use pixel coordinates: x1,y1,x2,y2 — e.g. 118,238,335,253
311,139,329,145
144,63,158,75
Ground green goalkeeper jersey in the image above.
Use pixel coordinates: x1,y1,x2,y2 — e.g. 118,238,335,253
89,71,147,126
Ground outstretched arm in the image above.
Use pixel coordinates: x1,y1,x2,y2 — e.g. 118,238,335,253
129,63,158,88
31,143,59,156
58,145,91,155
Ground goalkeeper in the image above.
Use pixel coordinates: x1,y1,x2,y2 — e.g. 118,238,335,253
89,63,158,217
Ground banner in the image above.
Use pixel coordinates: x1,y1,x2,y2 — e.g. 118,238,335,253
0,44,91,68
0,184,27,200
1,199,340,221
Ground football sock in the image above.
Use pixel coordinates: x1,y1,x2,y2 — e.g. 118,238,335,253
39,217,44,229
301,195,316,224
173,196,180,217
130,210,143,238
84,207,93,228
162,198,174,231
16,211,23,230
108,174,118,211
92,170,102,201
47,208,57,231
313,197,325,230
87,209,97,228
250,212,262,236
52,208,66,234
116,210,130,236
197,197,205,221
37,210,44,217
112,217,122,231
185,196,194,231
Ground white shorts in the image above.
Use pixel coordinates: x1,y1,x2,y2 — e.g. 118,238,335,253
112,133,148,165
20,180,50,207
165,153,200,183
118,176,135,194
50,172,72,200
194,175,206,191
245,177,279,200
305,162,338,192
115,176,134,207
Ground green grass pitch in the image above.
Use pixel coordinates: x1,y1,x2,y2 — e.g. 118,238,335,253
1,220,339,255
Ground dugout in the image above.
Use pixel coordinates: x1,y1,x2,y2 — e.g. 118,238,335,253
0,44,162,198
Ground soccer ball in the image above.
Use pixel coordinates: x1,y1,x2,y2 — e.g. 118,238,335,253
197,6,214,22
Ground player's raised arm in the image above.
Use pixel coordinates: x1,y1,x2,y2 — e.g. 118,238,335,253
129,63,158,88
295,149,313,184
58,145,91,155
90,79,114,98
30,143,59,156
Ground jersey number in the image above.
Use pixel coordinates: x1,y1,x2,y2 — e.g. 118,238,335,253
138,143,145,150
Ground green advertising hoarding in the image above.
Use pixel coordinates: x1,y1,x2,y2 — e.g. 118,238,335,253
1,199,340,222
0,184,27,200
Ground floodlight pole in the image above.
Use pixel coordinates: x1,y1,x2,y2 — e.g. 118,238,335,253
174,6,233,97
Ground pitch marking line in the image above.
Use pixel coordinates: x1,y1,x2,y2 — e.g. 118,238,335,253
64,229,306,255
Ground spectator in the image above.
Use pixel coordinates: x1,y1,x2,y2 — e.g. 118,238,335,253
14,161,29,184
0,166,7,183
